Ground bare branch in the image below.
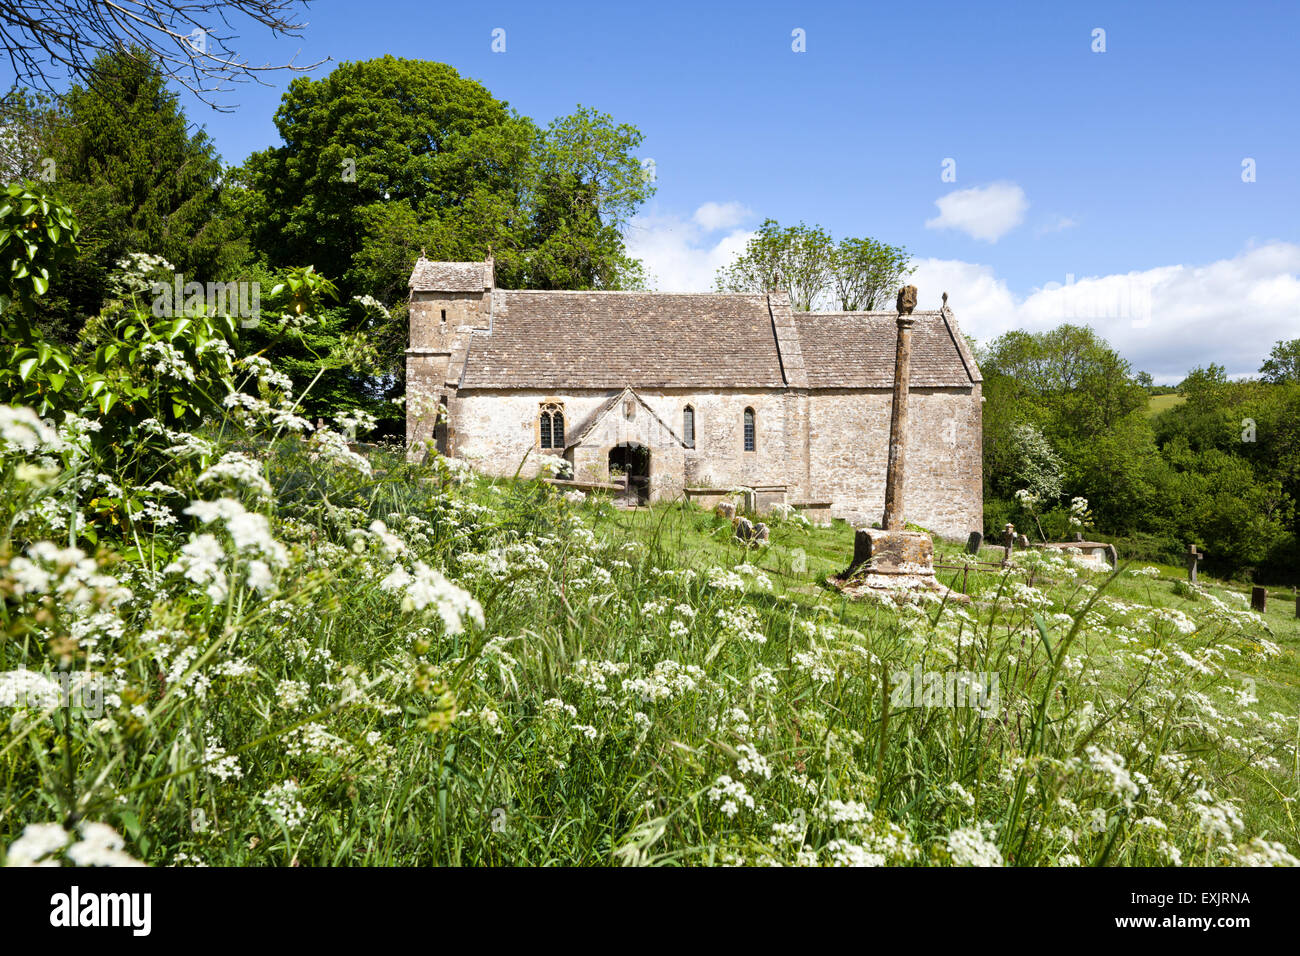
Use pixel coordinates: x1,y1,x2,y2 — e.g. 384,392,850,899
0,1,327,111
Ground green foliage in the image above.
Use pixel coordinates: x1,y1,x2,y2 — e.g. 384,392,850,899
20,49,248,344
830,235,913,310
0,182,81,413
981,325,1298,580
715,219,911,312
243,60,652,302
715,219,834,310
1260,338,1300,385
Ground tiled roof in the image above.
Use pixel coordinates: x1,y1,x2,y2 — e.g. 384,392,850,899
414,259,984,389
795,311,981,387
409,259,490,292
460,291,789,388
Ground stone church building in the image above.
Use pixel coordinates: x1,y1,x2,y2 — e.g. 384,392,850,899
404,257,983,539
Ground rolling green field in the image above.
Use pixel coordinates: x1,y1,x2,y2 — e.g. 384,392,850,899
1145,393,1187,416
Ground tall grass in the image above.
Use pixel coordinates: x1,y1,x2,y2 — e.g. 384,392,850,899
1,403,1297,867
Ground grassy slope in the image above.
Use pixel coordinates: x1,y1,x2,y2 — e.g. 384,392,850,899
597,503,1300,843
1145,393,1186,416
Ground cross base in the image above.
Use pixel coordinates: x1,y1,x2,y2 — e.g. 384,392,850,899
834,528,971,604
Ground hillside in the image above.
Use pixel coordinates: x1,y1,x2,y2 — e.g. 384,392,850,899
4,430,1295,866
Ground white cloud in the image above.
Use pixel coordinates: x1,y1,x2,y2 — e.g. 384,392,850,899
907,242,1300,383
692,201,752,232
925,182,1028,242
1035,215,1077,236
625,206,755,292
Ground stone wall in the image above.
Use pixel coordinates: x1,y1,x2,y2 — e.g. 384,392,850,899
434,384,981,536
807,385,982,539
405,289,491,450
407,284,981,538
450,388,808,502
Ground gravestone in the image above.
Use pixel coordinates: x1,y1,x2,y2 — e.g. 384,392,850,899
1073,532,1084,542
1001,522,1016,566
1185,543,1204,584
965,531,983,555
1251,586,1266,613
715,501,736,519
733,516,754,541
753,522,770,544
1016,533,1030,549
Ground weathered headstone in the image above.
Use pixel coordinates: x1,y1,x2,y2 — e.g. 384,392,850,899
965,531,983,555
733,516,754,541
753,522,770,544
1104,544,1118,567
715,500,736,519
1185,543,1204,583
1251,586,1266,613
1073,532,1084,542
1000,522,1015,566
1016,533,1030,549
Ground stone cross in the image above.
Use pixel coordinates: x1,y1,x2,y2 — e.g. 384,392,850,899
1251,586,1266,613
1001,522,1015,566
881,285,918,531
1185,543,1204,583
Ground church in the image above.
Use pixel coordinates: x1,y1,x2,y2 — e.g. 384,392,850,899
404,257,983,539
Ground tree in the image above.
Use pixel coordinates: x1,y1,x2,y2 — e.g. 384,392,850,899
1260,337,1300,385
244,60,654,300
29,49,247,343
519,106,653,289
0,180,80,413
244,57,534,289
0,0,319,110
0,86,59,180
714,219,834,310
979,324,1155,532
829,236,911,310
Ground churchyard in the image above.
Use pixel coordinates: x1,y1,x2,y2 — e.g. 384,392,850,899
3,421,1296,865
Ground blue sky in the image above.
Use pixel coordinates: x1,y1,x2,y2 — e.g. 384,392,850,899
43,1,1300,379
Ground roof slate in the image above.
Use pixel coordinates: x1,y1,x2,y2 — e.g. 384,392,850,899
408,258,984,390
409,259,489,292
460,291,789,389
795,312,980,388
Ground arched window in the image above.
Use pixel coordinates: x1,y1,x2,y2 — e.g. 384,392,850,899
683,405,695,448
743,407,755,452
540,402,564,449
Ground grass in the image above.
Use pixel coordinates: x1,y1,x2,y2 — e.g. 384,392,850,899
3,437,1298,867
1145,393,1186,416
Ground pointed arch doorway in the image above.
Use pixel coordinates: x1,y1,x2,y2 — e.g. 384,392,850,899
608,443,650,506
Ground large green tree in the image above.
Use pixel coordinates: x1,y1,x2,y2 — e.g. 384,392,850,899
978,325,1155,532
243,59,652,300
1260,337,1300,385
14,49,246,343
244,57,534,288
715,219,909,312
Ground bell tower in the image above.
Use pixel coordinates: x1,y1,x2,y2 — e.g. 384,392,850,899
405,255,494,455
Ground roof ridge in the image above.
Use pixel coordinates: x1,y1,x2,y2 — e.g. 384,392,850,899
500,289,768,297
